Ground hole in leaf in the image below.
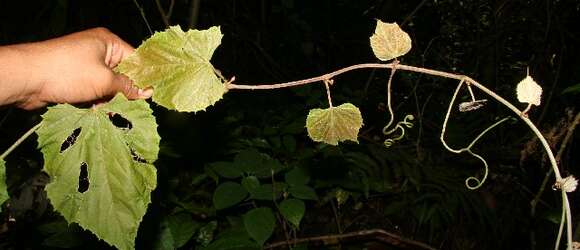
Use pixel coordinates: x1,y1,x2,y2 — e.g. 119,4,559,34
78,162,89,193
131,149,147,163
108,112,132,130
60,128,82,153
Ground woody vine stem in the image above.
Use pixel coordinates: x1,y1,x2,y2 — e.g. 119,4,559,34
1,62,572,249
227,61,573,249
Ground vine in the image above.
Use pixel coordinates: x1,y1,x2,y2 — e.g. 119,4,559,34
0,20,575,250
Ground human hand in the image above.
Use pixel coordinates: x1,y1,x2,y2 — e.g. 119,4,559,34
1,27,151,110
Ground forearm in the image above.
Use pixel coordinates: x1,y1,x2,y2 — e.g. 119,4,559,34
0,44,44,107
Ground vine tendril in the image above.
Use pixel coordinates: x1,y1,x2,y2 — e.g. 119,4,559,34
440,78,514,189
381,60,416,147
383,114,415,147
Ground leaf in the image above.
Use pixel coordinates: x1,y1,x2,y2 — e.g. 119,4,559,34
305,103,363,145
36,94,160,250
203,236,261,250
0,159,8,212
516,75,542,106
213,182,248,209
562,83,580,95
210,161,243,179
234,149,284,178
168,213,199,248
289,185,318,200
37,220,83,248
248,183,287,201
279,199,305,228
243,207,275,245
197,221,218,246
155,213,200,250
42,230,83,248
370,20,412,61
241,176,260,193
334,188,350,207
285,167,310,186
116,25,226,112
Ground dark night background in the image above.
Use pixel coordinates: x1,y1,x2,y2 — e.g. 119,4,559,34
1,0,580,249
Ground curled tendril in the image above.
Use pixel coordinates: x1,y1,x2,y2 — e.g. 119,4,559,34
440,79,515,190
464,149,489,190
383,114,414,147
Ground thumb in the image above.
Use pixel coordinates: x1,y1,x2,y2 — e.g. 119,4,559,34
113,73,153,100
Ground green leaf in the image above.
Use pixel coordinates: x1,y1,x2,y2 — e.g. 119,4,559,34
154,226,174,250
248,183,286,201
155,213,200,250
241,176,260,193
203,236,261,250
116,25,226,112
285,167,310,186
243,207,275,245
213,182,248,209
169,213,199,248
38,221,83,248
210,161,243,179
36,94,159,250
562,83,580,95
197,221,218,246
0,159,8,212
279,199,305,228
369,20,412,61
334,188,350,207
234,149,284,178
306,103,363,145
289,185,318,200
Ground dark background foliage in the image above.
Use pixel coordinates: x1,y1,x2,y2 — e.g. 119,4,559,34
1,0,579,249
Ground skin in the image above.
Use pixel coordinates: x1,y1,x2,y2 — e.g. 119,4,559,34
0,27,152,110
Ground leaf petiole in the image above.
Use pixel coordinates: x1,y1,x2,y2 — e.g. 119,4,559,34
0,122,42,160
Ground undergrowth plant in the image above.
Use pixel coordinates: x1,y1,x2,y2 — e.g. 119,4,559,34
0,20,575,250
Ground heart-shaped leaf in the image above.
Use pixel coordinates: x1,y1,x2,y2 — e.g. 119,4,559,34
116,25,226,112
209,161,243,179
241,176,260,193
36,94,160,250
279,199,305,228
370,20,412,61
213,182,248,209
243,207,275,246
516,75,542,106
306,103,363,145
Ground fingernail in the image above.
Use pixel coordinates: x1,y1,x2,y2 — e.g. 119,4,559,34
139,88,153,99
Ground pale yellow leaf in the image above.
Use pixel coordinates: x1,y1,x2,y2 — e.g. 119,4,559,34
116,26,225,112
370,21,412,61
516,75,542,106
305,103,363,146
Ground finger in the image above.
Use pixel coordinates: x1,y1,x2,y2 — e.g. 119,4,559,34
114,37,135,61
18,100,47,110
112,73,153,100
105,33,135,68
